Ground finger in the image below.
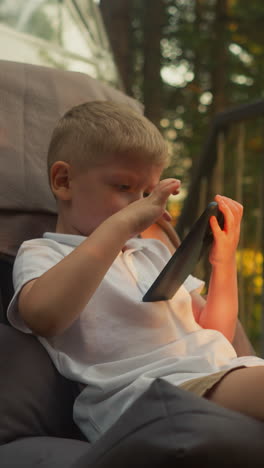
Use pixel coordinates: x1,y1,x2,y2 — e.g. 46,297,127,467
152,179,180,203
160,178,181,192
220,195,242,209
215,197,234,232
229,202,243,224
224,198,243,222
216,195,243,221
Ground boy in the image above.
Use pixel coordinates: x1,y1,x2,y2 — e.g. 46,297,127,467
7,101,264,443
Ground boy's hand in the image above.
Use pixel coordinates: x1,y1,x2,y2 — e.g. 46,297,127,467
209,195,243,265
116,178,181,238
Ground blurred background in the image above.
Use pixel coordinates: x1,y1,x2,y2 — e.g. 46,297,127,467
0,0,263,353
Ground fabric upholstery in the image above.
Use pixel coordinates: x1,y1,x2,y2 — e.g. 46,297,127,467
73,378,264,468
0,436,89,468
1,326,264,467
0,60,142,256
0,254,14,323
0,324,84,444
0,437,90,468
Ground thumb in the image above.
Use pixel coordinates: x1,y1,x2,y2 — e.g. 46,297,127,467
210,215,224,236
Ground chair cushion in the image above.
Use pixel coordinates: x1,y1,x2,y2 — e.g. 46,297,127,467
0,324,84,444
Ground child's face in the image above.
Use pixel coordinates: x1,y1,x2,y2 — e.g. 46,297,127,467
63,158,164,236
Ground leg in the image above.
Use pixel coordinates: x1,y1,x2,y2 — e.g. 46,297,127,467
207,366,264,421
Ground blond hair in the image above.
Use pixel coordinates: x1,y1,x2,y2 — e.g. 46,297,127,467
47,101,169,175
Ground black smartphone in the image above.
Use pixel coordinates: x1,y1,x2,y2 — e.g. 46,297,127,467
142,201,224,302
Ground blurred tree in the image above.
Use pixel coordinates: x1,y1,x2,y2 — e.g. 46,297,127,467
99,0,264,184
100,0,133,94
100,0,164,127
142,0,164,128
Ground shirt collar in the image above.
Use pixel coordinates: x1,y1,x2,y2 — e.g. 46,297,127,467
43,232,86,247
43,232,145,251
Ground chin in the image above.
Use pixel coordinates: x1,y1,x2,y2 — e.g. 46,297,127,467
73,218,105,237
74,225,95,237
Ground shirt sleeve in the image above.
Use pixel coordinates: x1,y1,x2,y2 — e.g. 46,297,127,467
7,238,65,333
183,274,205,294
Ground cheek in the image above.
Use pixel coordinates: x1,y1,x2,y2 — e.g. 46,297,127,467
111,193,131,211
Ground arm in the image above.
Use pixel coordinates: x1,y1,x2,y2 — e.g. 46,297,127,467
141,205,254,355
199,257,238,342
193,195,243,342
192,292,255,356
18,179,180,338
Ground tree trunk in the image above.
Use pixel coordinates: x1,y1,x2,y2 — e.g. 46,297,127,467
210,0,229,114
142,0,164,128
207,0,229,202
99,0,133,94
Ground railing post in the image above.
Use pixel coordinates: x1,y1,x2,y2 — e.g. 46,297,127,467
236,123,246,327
261,157,264,357
213,130,225,195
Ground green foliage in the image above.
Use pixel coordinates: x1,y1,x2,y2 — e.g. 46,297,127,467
0,0,60,43
128,0,264,188
24,7,57,43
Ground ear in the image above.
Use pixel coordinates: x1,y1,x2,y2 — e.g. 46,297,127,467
50,161,73,201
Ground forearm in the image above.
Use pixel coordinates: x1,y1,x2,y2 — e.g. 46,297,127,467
198,259,238,342
19,214,131,337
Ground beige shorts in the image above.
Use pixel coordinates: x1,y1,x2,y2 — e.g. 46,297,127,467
178,367,245,398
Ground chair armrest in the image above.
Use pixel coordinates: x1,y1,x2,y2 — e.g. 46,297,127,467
0,324,83,444
0,436,90,468
141,220,180,254
72,379,264,468
232,318,256,356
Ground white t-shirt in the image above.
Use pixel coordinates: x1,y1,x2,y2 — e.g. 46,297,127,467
7,233,264,442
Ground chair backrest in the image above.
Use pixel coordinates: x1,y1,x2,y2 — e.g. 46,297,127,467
0,60,142,258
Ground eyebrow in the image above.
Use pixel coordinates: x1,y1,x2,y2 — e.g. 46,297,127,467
106,169,138,181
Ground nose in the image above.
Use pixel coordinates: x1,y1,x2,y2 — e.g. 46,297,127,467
134,191,145,202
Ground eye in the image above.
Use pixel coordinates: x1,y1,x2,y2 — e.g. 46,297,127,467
143,192,150,198
118,185,131,191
